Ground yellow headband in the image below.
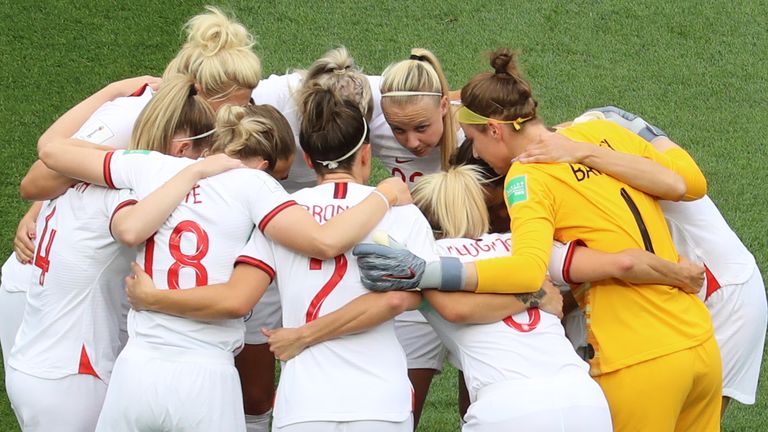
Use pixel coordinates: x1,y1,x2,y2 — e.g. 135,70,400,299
457,105,533,131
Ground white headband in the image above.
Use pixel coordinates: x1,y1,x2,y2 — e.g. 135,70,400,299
172,129,216,141
317,118,368,170
381,91,442,98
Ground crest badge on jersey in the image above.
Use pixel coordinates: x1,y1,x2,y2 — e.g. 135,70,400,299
505,175,528,205
78,120,114,144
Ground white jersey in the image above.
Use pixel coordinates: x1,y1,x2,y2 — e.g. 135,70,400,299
239,182,438,427
0,86,150,296
1,254,35,293
252,74,452,192
9,184,137,382
71,84,153,148
661,195,756,296
105,149,294,352
429,233,589,403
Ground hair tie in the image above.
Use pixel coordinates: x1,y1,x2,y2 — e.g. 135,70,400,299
189,85,198,97
316,117,368,169
409,54,427,62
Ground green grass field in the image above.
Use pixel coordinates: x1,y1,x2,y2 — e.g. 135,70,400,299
1,1,767,430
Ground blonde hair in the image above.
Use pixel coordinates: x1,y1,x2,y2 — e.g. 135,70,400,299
130,74,215,154
295,47,373,122
164,6,261,103
210,104,295,172
380,48,457,169
412,165,490,239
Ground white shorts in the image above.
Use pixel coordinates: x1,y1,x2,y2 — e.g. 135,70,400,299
394,317,446,371
463,372,612,432
6,365,107,432
244,283,282,345
273,418,413,432
0,287,26,371
707,265,767,404
95,340,245,432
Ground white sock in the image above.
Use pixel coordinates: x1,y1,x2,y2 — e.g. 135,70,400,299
245,409,272,432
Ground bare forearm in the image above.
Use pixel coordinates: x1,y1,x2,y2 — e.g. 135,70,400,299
20,160,77,200
581,145,685,200
143,284,248,320
299,292,420,346
424,291,528,324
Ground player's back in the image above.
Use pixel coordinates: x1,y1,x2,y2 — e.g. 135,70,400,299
512,120,712,375
105,149,293,352
430,233,588,401
256,182,428,427
10,183,136,382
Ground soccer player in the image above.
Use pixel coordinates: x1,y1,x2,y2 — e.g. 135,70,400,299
37,91,410,430
529,106,768,418
355,49,721,432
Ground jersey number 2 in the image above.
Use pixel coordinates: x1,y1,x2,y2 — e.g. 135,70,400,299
305,255,348,323
33,206,58,286
144,220,210,289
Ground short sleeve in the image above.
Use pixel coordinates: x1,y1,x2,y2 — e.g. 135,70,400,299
236,230,277,282
547,240,584,286
72,87,152,149
247,171,297,232
105,188,138,240
103,149,159,192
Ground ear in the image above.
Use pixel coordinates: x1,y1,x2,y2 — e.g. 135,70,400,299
440,96,449,117
255,159,269,171
170,140,191,157
487,120,504,141
302,152,314,169
360,143,372,167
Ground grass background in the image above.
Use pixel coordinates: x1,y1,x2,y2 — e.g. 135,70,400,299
1,0,766,430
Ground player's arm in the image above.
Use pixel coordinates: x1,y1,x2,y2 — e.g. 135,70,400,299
422,278,563,324
516,131,687,201
560,245,704,294
263,291,422,361
13,201,42,264
354,172,555,294
126,262,271,320
262,177,412,260
38,139,118,186
110,154,244,247
23,76,160,200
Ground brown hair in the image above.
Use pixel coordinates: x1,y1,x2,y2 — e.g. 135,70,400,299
460,48,538,128
299,84,369,176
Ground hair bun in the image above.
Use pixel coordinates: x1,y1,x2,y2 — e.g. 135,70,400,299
490,48,514,77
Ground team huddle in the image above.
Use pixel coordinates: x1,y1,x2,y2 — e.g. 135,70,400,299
1,6,766,432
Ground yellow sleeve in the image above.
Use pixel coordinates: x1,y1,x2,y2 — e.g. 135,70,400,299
592,120,708,200
475,170,554,294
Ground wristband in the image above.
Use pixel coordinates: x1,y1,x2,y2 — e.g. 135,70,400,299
371,190,391,210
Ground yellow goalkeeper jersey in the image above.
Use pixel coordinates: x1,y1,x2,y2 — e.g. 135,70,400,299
474,119,712,375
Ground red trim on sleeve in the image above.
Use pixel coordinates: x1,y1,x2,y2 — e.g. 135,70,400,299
78,345,100,378
562,239,585,285
109,199,137,239
130,83,149,97
333,182,348,199
103,151,116,189
258,200,298,232
235,256,275,281
703,264,721,301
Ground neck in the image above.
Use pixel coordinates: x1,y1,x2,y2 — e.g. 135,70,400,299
508,122,550,157
317,171,360,185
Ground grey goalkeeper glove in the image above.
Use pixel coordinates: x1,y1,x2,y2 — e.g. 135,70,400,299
588,105,668,143
352,232,465,292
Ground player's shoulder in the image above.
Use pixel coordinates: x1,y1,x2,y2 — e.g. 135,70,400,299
560,118,639,146
252,73,302,105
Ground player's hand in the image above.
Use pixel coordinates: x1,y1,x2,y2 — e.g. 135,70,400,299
537,279,564,318
261,327,308,361
107,75,163,97
191,154,246,179
375,177,412,206
14,211,37,264
674,255,705,294
125,262,158,311
586,106,668,142
516,132,591,165
353,233,426,292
